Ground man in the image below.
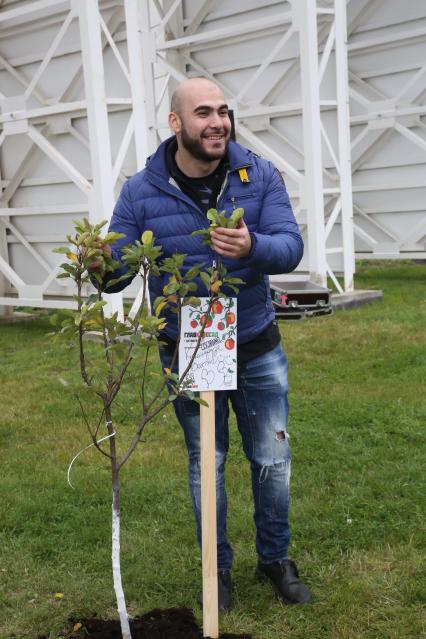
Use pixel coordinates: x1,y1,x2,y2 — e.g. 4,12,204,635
105,77,312,610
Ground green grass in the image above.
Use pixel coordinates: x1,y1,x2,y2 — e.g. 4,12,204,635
0,260,425,638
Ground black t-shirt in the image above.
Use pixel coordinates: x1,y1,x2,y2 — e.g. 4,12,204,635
166,139,227,213
162,140,281,367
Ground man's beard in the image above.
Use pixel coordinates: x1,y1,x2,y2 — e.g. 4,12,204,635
180,125,229,162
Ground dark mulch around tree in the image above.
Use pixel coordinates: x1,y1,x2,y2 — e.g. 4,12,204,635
38,607,253,639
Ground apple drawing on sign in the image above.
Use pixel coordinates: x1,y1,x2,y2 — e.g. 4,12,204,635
226,311,236,325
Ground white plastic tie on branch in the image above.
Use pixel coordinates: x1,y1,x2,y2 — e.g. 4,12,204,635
67,432,116,489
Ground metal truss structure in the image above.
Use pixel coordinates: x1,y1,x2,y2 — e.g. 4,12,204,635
347,0,426,260
0,0,424,313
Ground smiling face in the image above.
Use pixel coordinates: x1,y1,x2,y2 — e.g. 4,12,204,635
168,79,231,175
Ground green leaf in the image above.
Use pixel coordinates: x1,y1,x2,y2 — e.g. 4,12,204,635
187,296,200,306
106,274,131,288
141,230,154,245
217,211,229,227
226,285,239,294
153,295,167,308
155,301,167,317
86,293,100,305
228,207,244,228
200,272,211,291
192,396,209,407
53,246,72,254
164,281,179,294
206,209,219,223
185,265,201,280
226,277,245,285
103,231,125,242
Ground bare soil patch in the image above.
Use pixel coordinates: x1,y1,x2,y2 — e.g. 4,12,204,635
38,607,252,639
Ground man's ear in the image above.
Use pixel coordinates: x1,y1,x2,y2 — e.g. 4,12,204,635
168,111,181,134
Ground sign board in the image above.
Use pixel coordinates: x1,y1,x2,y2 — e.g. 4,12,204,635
179,297,237,392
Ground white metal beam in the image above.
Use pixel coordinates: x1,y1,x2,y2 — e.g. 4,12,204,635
156,11,293,51
0,124,48,205
348,26,426,54
184,0,216,37
236,27,295,102
0,100,87,124
60,5,124,102
399,215,426,246
112,114,134,186
324,196,341,239
0,0,69,24
27,125,92,194
74,0,122,318
295,0,327,286
393,62,426,103
0,254,25,290
318,21,335,84
0,37,101,232
0,217,53,275
24,7,76,100
157,0,182,32
334,0,354,291
98,11,131,85
0,52,49,105
238,124,303,184
261,21,331,107
0,296,77,309
124,0,157,168
347,0,381,37
74,0,115,220
0,204,88,216
394,121,426,153
0,154,11,315
353,203,399,242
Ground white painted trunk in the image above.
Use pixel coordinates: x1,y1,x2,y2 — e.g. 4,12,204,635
112,501,132,639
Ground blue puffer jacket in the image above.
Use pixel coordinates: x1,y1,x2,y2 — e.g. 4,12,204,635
106,136,303,344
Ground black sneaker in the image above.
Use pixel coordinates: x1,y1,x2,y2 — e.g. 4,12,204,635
199,570,233,612
256,559,313,604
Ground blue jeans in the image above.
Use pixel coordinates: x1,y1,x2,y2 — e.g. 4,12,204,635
159,343,291,571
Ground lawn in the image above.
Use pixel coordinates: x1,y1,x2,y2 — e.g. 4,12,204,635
0,260,425,639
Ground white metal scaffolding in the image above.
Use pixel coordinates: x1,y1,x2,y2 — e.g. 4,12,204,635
1,0,423,312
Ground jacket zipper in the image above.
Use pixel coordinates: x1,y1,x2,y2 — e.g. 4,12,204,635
216,163,252,209
216,169,230,208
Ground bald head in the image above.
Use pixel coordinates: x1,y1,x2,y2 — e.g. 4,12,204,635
168,77,231,174
170,77,224,115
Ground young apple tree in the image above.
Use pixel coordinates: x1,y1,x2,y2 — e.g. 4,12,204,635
51,216,243,639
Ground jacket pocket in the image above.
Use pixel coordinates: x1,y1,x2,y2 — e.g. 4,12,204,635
230,193,255,207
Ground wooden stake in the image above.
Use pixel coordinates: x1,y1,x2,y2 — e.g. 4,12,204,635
200,390,219,639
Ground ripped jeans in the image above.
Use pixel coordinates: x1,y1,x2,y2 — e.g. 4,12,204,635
159,343,291,571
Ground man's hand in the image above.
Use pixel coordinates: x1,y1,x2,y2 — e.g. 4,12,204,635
210,218,252,259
